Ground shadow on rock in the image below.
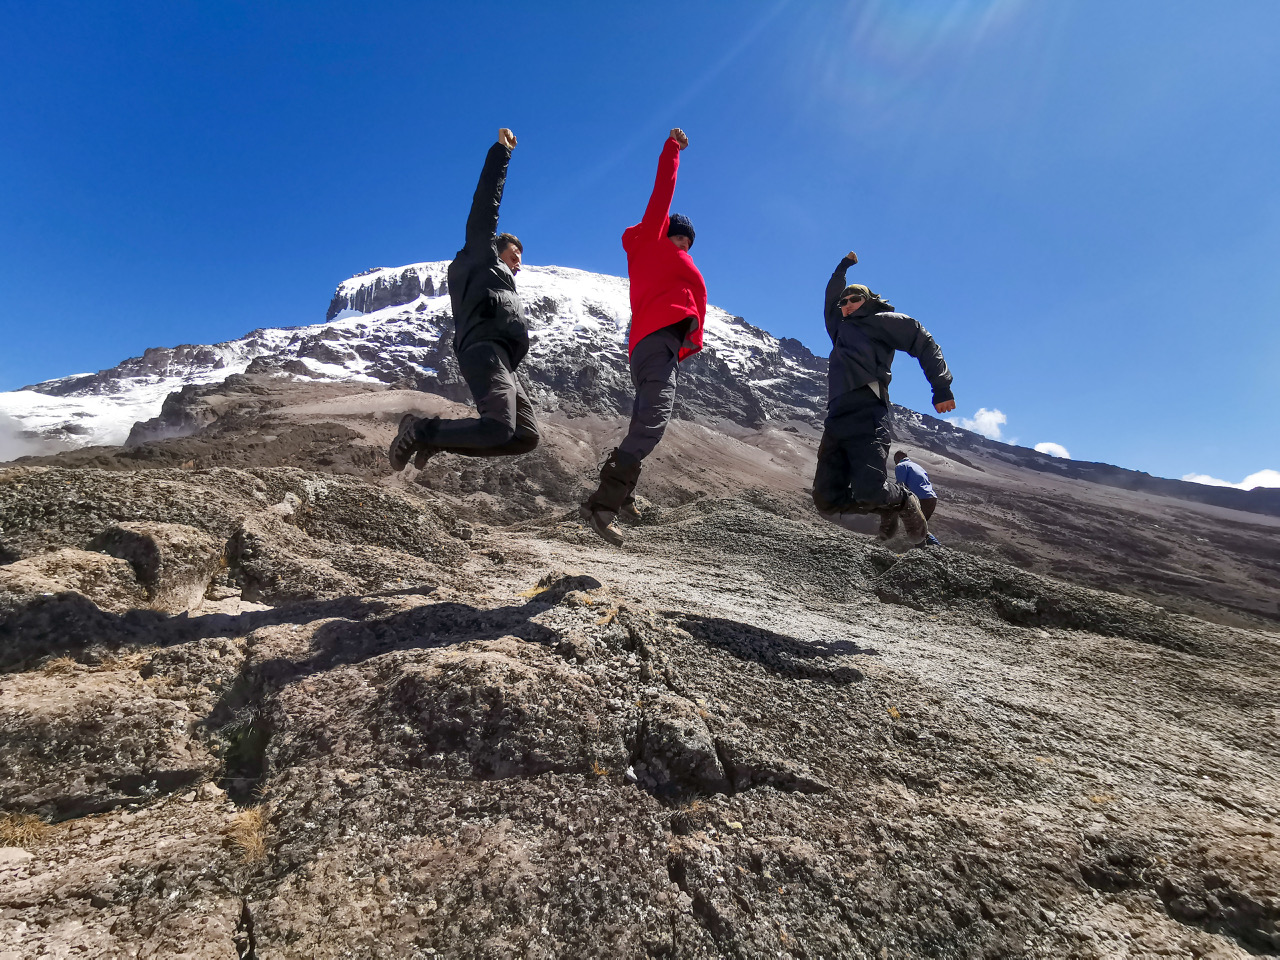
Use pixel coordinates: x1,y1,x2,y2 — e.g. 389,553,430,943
676,614,869,684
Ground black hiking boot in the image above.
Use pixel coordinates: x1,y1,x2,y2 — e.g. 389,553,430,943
579,505,625,546
412,417,441,469
388,414,420,472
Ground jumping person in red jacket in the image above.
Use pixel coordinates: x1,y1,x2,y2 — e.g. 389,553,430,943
580,128,708,546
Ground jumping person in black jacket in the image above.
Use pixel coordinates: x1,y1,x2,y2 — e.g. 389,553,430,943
389,128,539,471
813,251,955,548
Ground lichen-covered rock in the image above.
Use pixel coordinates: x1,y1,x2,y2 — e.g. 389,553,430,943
225,513,358,604
267,636,631,781
0,549,144,615
874,548,1203,651
0,550,153,668
0,666,219,818
91,521,223,614
634,692,730,799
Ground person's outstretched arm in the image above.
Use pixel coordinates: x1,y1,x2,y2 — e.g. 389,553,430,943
824,251,858,344
637,128,688,240
463,128,516,254
876,313,956,413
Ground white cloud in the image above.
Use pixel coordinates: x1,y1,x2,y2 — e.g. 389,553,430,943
948,407,1006,441
1182,469,1280,491
0,412,42,463
1034,442,1071,459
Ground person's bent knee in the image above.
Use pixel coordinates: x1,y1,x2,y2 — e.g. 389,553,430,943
482,419,517,447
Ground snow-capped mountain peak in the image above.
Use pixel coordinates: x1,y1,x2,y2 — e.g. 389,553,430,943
0,262,827,451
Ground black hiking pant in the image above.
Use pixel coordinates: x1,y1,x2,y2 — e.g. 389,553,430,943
418,340,540,457
812,386,907,524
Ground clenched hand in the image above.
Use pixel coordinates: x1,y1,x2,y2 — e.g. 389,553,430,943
670,128,689,150
498,128,517,149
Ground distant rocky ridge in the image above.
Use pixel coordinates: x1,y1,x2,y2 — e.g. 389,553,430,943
4,260,1277,517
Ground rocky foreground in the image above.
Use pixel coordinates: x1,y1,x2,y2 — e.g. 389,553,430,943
2,399,1279,959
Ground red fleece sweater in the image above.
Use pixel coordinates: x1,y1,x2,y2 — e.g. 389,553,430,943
621,137,707,360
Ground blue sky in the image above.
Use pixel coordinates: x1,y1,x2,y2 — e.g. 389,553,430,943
2,1,1277,485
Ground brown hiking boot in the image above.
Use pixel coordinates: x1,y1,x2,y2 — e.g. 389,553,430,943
388,414,419,472
579,505,625,546
899,492,929,545
618,498,642,524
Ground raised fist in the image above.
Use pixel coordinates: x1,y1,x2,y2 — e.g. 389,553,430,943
498,128,517,149
670,128,689,150
845,251,858,263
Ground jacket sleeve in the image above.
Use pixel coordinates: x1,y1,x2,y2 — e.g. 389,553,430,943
463,141,512,254
824,257,857,344
876,314,955,404
637,137,681,241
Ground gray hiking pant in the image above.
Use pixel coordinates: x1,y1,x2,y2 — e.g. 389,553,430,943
426,341,540,456
618,323,685,461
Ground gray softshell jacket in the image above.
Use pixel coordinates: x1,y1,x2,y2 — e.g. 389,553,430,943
447,142,529,366
823,256,953,418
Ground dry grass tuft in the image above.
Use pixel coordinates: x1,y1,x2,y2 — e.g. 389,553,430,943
41,656,79,676
226,805,272,864
0,813,51,847
96,649,152,672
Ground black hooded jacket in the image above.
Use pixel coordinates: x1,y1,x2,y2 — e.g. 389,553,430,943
447,142,529,366
823,256,953,418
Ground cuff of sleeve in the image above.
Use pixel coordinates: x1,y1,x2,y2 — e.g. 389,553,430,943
840,256,857,267
931,386,955,406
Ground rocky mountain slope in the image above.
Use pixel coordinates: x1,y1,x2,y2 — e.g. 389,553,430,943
2,377,1279,957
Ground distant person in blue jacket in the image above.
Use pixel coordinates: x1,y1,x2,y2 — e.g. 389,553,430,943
886,450,942,545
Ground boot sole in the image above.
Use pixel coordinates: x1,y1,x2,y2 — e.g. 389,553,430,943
578,505,625,546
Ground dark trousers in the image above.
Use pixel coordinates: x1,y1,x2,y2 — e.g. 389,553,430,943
920,497,937,520
618,324,684,461
812,387,907,520
425,341,539,457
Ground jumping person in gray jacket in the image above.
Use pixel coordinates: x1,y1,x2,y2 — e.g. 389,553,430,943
389,128,539,471
813,251,955,548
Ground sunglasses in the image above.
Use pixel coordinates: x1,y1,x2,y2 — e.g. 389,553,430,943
838,295,865,307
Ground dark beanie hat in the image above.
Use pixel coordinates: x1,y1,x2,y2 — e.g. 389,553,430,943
667,213,695,247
